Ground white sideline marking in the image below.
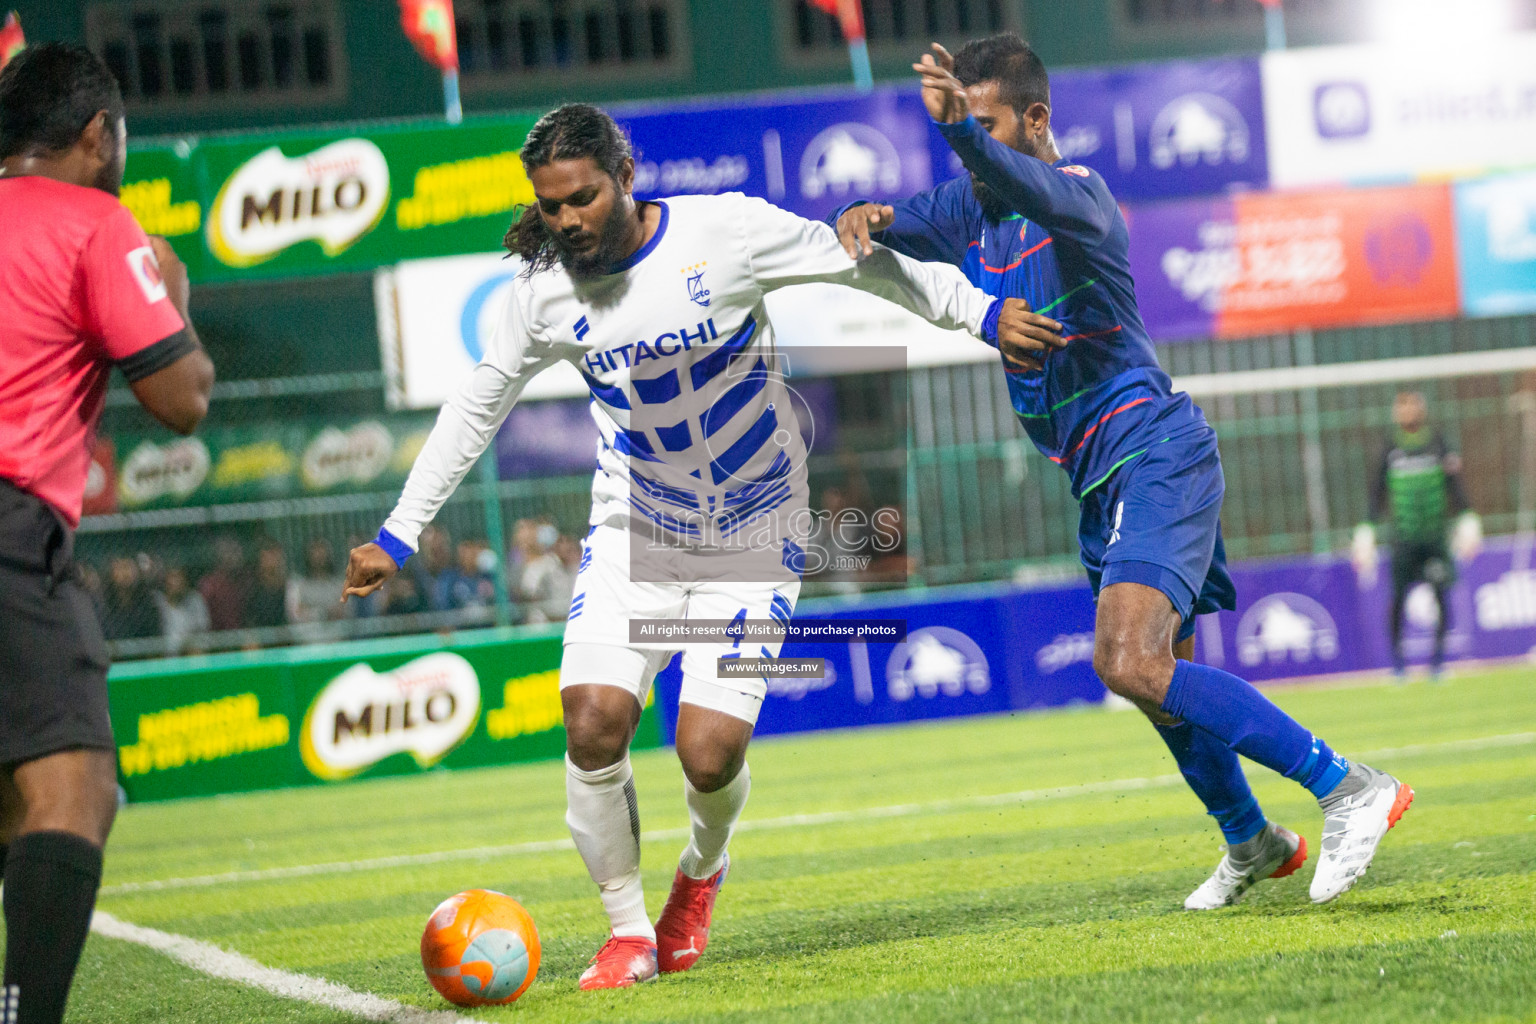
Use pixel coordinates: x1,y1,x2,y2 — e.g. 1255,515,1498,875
90,911,480,1023
99,730,1535,898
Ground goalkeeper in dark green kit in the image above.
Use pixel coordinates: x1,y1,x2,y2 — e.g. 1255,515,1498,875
1352,391,1481,679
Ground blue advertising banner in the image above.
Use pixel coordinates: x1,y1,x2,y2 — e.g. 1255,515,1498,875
650,581,1107,744
614,57,1267,231
1192,557,1371,683
653,537,1536,743
495,398,600,479
1455,170,1536,318
1035,56,1268,202
1198,536,1536,680
758,589,1022,737
616,88,937,225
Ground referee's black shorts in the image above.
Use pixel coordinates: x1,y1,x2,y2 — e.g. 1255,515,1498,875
0,478,115,770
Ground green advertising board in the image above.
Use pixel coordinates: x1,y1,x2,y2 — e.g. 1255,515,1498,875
122,114,540,283
105,413,436,512
108,625,662,802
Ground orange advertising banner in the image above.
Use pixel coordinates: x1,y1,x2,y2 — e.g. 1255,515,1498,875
1215,184,1460,336
1129,182,1462,341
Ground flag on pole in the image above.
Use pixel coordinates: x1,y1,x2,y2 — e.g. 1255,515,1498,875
1254,0,1286,48
398,0,461,123
807,0,872,92
0,11,26,74
398,0,458,71
807,0,865,42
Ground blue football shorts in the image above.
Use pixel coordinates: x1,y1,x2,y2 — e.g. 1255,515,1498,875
1078,426,1238,643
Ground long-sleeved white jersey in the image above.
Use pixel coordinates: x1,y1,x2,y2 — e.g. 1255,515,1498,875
380,192,996,568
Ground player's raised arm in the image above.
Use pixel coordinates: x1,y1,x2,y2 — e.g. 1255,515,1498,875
343,285,564,600
915,42,1114,245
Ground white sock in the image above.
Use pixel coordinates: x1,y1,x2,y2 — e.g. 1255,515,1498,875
677,763,750,880
565,755,654,940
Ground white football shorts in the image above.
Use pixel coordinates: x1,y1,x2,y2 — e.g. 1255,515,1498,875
559,524,800,725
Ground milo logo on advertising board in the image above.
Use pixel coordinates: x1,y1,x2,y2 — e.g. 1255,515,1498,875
300,652,480,781
207,138,390,268
119,437,211,506
300,421,395,490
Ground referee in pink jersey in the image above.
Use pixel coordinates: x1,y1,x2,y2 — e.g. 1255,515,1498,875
0,43,213,1024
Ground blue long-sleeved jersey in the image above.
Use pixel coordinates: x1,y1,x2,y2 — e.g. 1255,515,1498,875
847,116,1207,499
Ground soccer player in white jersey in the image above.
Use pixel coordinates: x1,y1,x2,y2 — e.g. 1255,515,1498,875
342,103,1061,990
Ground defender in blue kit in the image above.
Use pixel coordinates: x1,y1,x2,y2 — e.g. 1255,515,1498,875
834,33,1413,907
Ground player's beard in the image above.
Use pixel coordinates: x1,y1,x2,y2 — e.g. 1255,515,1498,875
969,130,1052,223
550,198,637,280
970,174,1014,222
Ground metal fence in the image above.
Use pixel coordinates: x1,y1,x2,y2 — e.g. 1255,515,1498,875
79,307,1536,658
909,315,1536,585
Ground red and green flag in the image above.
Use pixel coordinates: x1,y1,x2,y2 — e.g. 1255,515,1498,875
807,0,865,42
806,0,870,90
0,11,25,74
398,0,458,72
398,0,461,122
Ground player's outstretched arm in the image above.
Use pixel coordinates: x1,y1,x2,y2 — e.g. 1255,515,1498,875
343,286,561,600
829,177,976,266
743,195,994,338
835,203,895,258
915,43,1114,244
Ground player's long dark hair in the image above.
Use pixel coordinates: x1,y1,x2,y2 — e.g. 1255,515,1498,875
952,32,1051,116
0,42,124,158
504,103,634,277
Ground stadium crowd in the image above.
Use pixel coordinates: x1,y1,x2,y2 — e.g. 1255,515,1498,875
84,479,908,660
82,518,583,657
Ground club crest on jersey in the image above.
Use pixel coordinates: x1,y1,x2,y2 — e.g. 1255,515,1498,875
1059,165,1091,177
682,261,711,307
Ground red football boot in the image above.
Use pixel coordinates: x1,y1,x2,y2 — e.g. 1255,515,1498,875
655,855,729,973
577,934,658,990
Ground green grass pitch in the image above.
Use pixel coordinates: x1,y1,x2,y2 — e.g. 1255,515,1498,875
17,665,1536,1023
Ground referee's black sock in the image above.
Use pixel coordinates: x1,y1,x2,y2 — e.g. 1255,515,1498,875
3,831,103,1024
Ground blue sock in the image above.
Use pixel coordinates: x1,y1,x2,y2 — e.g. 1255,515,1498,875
1161,661,1351,799
1153,719,1267,844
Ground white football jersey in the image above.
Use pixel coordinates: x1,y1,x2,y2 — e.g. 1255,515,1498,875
382,192,995,563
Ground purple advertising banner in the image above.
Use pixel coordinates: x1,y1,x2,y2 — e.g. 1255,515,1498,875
653,537,1535,743
928,56,1269,204
616,88,936,225
1202,536,1536,680
613,56,1267,235
1194,556,1374,682
649,581,1107,744
1124,196,1233,342
495,398,601,479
